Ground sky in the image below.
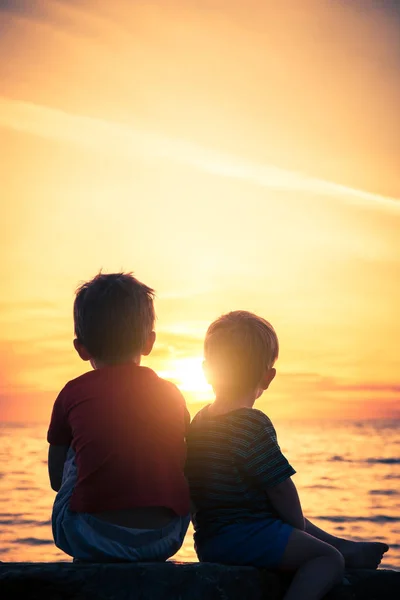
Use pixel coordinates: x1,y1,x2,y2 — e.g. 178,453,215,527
0,0,399,422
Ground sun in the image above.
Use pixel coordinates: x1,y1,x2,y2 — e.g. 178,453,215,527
168,356,212,393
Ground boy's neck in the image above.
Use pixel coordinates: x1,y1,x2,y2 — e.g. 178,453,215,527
91,354,141,370
211,390,258,416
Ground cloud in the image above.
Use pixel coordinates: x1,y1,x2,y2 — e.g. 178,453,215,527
323,383,400,394
0,390,55,422
0,0,30,14
0,301,58,310
1,96,399,215
277,371,400,395
0,335,79,396
147,331,204,361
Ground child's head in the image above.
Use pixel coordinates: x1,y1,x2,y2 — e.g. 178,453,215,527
204,310,279,398
73,272,155,366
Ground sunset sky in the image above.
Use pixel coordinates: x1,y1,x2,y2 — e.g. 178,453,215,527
0,0,399,422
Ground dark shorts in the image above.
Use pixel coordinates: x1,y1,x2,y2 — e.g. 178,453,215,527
195,518,293,569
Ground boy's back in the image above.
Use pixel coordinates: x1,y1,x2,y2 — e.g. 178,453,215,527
186,404,294,541
185,310,388,599
47,272,191,562
48,362,190,515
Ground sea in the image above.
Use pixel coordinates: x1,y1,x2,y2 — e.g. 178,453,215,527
0,419,399,569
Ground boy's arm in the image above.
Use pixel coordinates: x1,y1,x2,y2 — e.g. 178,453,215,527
48,445,69,491
240,413,302,526
265,477,305,530
172,382,191,437
47,386,72,491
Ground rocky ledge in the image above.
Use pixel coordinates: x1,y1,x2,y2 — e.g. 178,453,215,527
0,561,399,599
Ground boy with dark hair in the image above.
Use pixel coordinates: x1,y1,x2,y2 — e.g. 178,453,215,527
185,311,389,600
48,272,190,562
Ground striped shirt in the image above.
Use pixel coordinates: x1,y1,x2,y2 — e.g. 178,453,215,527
185,405,295,540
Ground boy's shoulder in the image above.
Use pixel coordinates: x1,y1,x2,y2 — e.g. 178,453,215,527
229,408,276,437
152,372,187,404
189,405,274,432
59,365,186,406
246,408,275,429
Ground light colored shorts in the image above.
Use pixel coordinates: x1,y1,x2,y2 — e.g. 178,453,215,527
52,450,190,562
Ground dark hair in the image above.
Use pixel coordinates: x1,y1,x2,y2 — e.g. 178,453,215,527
73,272,155,363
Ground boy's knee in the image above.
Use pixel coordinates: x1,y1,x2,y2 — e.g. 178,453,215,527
325,546,345,581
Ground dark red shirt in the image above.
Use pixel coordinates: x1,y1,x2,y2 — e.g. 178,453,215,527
47,363,190,515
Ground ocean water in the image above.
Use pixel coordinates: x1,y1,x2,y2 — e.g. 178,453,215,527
0,419,398,569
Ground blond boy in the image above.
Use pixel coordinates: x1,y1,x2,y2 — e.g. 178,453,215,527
185,311,388,600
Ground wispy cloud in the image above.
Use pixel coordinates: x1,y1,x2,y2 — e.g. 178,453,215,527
146,331,204,361
324,383,400,394
278,372,400,395
1,96,399,214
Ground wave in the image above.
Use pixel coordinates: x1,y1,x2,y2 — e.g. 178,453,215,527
0,518,51,526
380,562,400,571
329,456,400,464
305,484,339,490
16,537,53,546
312,515,399,523
366,458,400,465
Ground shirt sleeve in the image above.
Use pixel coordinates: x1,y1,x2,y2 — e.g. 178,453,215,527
168,381,191,436
183,405,191,437
47,387,72,446
239,413,296,488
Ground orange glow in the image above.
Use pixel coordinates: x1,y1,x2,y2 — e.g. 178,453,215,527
0,0,399,422
159,357,212,395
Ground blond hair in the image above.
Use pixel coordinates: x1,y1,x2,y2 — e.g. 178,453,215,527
204,310,279,392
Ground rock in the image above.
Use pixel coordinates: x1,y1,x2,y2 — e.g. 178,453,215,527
0,562,398,599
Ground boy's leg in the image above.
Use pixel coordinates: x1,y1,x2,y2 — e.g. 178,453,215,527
52,449,78,557
279,529,345,600
304,518,389,569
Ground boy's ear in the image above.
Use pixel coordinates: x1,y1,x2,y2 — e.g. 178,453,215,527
261,367,276,390
73,338,91,361
142,331,156,356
